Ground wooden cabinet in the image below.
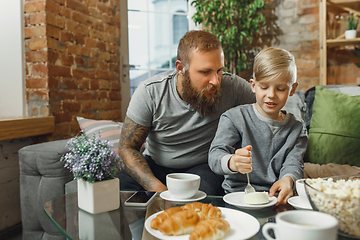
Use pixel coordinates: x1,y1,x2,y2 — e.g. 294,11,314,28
319,0,360,85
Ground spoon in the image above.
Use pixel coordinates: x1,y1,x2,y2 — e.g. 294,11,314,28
245,173,255,194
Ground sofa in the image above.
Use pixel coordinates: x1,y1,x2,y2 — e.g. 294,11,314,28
18,85,360,240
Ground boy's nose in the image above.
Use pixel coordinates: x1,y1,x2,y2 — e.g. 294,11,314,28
267,89,275,98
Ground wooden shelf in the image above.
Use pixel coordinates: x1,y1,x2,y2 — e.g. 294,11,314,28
0,116,54,141
330,0,360,3
327,38,360,46
319,0,360,85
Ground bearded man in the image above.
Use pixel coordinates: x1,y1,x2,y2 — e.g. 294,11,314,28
117,30,255,195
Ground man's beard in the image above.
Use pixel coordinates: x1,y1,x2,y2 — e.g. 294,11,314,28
181,70,222,117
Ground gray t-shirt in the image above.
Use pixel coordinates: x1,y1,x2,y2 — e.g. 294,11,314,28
126,70,255,169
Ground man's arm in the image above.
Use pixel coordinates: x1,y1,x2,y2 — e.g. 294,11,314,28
118,116,167,192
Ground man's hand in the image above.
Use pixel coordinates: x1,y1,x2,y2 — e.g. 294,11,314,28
148,182,168,193
269,176,294,205
228,145,252,174
119,116,166,192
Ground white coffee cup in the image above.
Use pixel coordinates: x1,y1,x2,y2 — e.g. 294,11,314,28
262,210,338,240
295,178,310,205
166,173,200,199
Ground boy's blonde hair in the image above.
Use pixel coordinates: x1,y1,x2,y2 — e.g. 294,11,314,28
253,47,297,84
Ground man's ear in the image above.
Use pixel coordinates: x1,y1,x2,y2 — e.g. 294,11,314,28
289,82,298,96
250,79,256,93
175,60,184,75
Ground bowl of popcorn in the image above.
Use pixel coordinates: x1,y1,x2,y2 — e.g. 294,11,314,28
304,175,360,238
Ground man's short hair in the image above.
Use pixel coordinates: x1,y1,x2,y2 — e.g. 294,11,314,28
177,30,222,68
253,47,297,84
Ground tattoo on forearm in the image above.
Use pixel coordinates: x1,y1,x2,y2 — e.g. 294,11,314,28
120,116,149,150
118,116,154,188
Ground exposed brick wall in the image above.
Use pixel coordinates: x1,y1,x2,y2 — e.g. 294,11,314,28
242,0,359,91
24,0,49,120
277,0,360,89
238,0,321,92
260,0,320,92
22,0,359,142
24,0,121,140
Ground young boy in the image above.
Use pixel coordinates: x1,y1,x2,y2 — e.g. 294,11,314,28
208,47,308,205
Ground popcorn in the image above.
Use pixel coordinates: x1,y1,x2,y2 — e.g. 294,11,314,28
306,177,360,237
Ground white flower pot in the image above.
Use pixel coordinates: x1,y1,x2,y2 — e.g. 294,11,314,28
345,30,357,39
77,178,120,214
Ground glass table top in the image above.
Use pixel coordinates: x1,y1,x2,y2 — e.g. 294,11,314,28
44,191,352,240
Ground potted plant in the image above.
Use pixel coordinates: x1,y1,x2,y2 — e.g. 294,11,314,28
61,133,121,214
345,11,358,39
188,0,266,74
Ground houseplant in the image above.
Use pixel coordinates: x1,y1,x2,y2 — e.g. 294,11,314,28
345,12,358,39
61,133,121,214
188,0,266,74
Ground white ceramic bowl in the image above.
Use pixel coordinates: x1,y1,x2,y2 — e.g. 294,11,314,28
166,173,200,199
295,178,310,205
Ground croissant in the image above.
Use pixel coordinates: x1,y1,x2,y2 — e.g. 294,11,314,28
189,218,230,240
150,206,183,230
158,210,201,236
181,202,222,219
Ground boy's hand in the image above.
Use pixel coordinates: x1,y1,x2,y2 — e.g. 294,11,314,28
228,145,252,174
269,176,293,205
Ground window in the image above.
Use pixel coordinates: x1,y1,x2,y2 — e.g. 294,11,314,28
120,0,200,119
173,11,188,44
0,1,25,118
127,0,190,95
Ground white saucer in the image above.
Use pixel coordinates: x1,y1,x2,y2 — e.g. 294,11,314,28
223,192,277,210
288,196,312,210
160,190,207,202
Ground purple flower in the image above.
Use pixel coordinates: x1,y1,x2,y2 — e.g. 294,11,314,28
60,132,121,183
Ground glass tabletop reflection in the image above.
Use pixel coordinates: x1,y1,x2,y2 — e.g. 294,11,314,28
44,191,352,240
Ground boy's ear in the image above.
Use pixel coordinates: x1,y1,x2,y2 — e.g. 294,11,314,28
250,79,256,93
289,82,298,96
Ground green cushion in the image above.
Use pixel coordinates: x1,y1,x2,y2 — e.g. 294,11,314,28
304,86,360,167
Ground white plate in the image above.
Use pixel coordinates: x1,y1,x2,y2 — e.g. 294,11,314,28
160,190,206,202
145,207,260,240
288,196,312,210
223,192,277,209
